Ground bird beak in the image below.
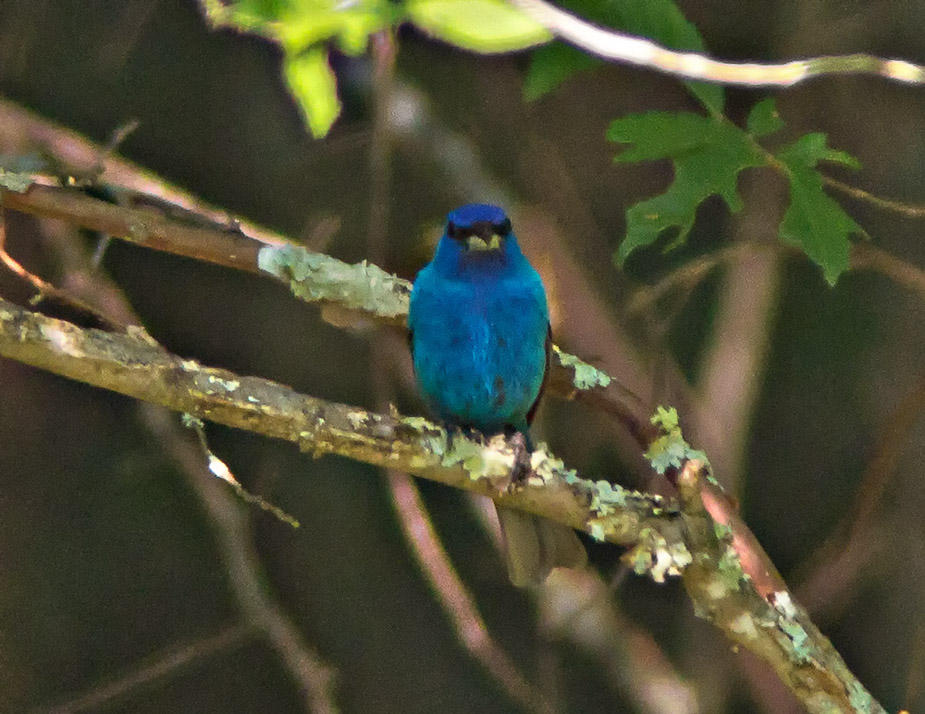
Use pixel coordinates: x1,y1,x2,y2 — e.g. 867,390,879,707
466,234,502,251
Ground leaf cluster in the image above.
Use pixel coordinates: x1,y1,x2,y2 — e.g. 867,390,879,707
607,100,862,284
523,1,863,284
201,0,549,136
204,0,875,284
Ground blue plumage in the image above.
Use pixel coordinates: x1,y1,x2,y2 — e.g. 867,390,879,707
409,204,549,435
409,204,585,586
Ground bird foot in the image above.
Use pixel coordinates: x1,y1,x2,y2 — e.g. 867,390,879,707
506,430,532,486
445,424,485,450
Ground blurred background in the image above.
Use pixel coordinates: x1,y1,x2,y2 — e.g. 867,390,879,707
0,1,923,712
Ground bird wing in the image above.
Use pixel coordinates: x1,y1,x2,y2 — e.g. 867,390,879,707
526,323,552,426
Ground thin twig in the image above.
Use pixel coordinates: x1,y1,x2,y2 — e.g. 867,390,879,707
40,625,253,714
823,176,925,218
507,0,925,87
850,242,925,299
0,99,290,247
693,177,785,494
627,240,925,319
388,472,555,714
0,206,124,331
141,405,339,714
539,569,700,714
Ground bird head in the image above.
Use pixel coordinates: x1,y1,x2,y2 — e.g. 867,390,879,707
432,204,523,274
446,203,512,252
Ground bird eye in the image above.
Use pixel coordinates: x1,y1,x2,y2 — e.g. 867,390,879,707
495,218,512,236
447,221,458,239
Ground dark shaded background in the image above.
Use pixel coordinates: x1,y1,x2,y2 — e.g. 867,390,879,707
0,1,923,712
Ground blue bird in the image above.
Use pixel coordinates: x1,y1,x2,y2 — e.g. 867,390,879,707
408,204,586,586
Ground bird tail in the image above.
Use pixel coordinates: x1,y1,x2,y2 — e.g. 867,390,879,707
496,505,587,587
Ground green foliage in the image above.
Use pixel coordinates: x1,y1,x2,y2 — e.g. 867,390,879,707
644,406,709,473
608,112,765,263
609,98,862,284
776,134,863,285
203,0,397,137
406,0,550,53
283,48,341,137
746,97,784,137
524,0,723,114
209,0,865,284
204,0,548,137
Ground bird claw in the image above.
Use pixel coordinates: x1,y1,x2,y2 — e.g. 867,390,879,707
506,430,532,486
445,424,485,450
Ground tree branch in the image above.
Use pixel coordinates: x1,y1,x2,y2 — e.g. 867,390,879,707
0,179,642,435
0,296,886,714
507,0,925,88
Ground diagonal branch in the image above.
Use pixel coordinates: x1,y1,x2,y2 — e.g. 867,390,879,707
0,179,642,436
0,296,886,714
5,180,922,455
0,294,667,545
507,0,925,87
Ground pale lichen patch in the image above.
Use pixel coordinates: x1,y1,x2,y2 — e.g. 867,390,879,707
730,612,758,640
624,527,691,582
207,375,240,391
128,221,150,241
39,323,82,357
553,345,612,390
778,619,811,664
441,433,514,482
397,416,447,459
530,445,577,485
770,591,798,619
589,479,627,515
345,410,368,429
0,168,34,192
258,244,411,319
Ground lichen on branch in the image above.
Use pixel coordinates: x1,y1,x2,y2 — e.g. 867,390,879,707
0,296,887,714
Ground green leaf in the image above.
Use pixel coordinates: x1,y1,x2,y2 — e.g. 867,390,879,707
607,112,723,160
778,167,860,285
777,132,861,170
524,0,723,113
208,0,392,55
608,112,765,263
746,97,784,137
283,48,341,138
204,1,397,137
277,1,392,55
775,133,862,284
523,43,597,101
407,0,551,53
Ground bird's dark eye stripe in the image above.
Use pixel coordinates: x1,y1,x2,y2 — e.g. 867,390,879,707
447,218,510,241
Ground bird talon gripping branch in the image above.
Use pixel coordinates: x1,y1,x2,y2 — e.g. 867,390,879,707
506,430,532,486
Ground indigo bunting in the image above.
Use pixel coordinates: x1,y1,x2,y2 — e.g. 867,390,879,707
408,204,586,586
